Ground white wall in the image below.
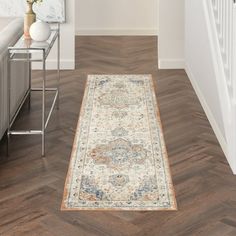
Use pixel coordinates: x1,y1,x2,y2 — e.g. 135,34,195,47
160,0,234,173
34,0,75,70
75,0,158,35
185,0,227,154
58,0,75,69
158,0,185,69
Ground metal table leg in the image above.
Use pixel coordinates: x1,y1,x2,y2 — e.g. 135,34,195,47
57,23,60,110
28,53,32,110
7,53,11,156
42,50,46,157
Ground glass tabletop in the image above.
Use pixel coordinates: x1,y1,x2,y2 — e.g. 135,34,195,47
8,29,59,61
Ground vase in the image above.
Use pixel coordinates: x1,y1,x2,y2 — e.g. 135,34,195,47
24,2,36,39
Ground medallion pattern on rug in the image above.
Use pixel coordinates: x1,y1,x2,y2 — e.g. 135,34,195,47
62,75,177,210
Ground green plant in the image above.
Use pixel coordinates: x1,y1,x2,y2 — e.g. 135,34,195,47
27,0,43,4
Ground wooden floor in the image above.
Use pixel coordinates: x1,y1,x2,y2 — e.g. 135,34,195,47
0,36,236,236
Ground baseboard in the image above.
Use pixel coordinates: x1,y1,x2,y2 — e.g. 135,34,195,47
76,28,158,36
158,59,185,69
32,60,75,70
185,63,228,157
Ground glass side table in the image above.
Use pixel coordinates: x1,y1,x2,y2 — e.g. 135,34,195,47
7,23,60,157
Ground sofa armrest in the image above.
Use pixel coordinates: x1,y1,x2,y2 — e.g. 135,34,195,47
0,18,23,57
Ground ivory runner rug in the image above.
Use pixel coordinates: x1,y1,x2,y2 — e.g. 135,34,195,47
62,75,177,211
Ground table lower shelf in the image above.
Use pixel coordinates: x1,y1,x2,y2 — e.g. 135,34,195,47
7,87,59,156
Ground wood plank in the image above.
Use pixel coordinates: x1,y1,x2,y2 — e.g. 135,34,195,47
0,36,235,235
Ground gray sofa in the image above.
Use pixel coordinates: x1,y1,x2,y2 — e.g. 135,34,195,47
0,17,29,139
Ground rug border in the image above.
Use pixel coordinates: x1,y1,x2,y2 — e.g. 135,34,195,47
150,75,178,211
61,74,178,211
61,76,90,211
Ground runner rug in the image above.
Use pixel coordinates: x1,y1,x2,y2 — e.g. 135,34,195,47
62,75,177,211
